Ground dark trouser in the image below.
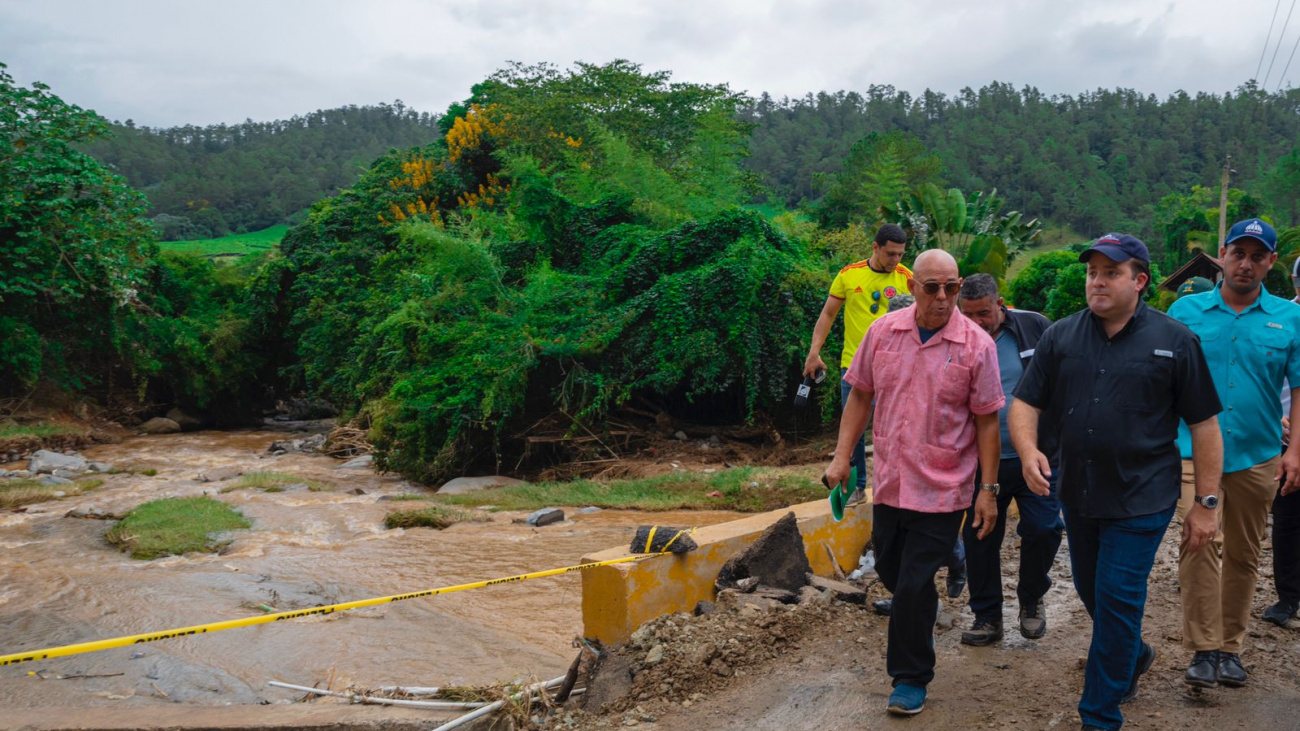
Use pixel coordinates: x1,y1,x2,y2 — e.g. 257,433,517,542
1062,504,1175,731
963,456,1063,622
839,368,868,491
1275,485,1300,605
873,503,963,688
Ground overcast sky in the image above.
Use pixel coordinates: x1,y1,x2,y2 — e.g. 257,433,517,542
2,0,1297,127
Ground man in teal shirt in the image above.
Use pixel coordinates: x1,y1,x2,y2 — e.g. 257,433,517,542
1168,218,1300,689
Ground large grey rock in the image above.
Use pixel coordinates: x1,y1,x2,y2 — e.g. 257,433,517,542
139,417,181,435
437,475,526,495
165,408,203,431
526,507,565,526
715,511,812,594
337,454,374,470
28,450,87,475
37,474,73,487
196,467,244,483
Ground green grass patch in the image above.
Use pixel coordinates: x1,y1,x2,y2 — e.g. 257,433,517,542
383,505,490,530
1006,224,1086,280
0,424,80,440
220,471,329,493
160,225,288,259
105,496,250,560
106,466,158,477
386,493,433,501
0,478,102,508
435,467,825,513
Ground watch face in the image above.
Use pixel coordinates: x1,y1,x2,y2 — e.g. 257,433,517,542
1200,495,1219,509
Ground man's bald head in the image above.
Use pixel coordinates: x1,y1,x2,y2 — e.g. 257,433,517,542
908,249,962,330
912,249,959,280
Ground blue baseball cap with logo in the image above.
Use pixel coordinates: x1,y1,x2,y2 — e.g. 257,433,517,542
1079,233,1150,264
1224,218,1277,252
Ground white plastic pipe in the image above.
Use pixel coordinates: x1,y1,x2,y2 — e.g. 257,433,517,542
267,681,487,710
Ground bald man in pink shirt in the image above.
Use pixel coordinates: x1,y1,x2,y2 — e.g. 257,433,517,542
824,249,1003,717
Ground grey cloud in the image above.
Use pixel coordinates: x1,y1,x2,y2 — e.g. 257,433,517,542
0,0,1288,127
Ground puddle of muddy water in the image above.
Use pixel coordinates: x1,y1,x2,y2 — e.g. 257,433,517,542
0,430,745,710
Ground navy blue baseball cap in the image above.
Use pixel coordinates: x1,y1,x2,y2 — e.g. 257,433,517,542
1079,233,1150,264
1224,218,1277,251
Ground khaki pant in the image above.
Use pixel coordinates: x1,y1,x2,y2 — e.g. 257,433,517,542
1176,457,1279,653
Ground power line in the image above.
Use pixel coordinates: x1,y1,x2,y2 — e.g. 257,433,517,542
1259,0,1284,80
1264,0,1299,87
1278,26,1300,90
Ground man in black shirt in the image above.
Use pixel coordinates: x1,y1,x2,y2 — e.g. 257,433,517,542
1009,234,1223,731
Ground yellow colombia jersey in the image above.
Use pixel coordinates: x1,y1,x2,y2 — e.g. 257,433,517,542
829,260,913,368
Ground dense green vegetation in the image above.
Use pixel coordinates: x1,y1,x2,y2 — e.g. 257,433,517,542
85,103,439,239
7,59,1300,487
161,224,286,258
744,83,1300,239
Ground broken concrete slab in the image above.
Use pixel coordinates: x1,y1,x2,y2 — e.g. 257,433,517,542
715,511,812,594
806,574,868,605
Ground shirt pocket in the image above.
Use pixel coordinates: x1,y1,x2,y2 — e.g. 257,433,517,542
1113,356,1175,413
1251,328,1290,360
930,362,973,446
873,350,904,391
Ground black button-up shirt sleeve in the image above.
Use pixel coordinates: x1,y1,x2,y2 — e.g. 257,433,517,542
1174,337,1221,426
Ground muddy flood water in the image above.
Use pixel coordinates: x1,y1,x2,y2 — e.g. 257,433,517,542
0,430,745,711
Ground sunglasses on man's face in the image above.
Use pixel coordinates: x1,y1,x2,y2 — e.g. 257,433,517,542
920,281,961,297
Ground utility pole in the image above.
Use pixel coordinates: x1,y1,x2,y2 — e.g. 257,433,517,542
1218,155,1233,248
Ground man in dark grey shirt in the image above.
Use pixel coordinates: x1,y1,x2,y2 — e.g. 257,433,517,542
1009,233,1223,731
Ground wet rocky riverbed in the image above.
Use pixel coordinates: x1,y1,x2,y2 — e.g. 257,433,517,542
0,430,744,711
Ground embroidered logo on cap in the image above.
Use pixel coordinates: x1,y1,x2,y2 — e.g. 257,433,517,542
1247,221,1264,236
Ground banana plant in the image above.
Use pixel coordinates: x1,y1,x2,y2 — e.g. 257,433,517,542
883,183,1043,283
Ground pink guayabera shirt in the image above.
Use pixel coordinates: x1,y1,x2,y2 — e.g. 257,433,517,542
843,307,1004,513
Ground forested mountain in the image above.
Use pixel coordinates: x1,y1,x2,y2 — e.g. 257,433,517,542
743,82,1300,236
84,103,441,239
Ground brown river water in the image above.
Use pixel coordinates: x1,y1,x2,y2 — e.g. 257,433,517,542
0,430,744,710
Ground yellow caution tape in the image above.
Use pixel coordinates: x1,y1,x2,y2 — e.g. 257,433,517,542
0,553,661,667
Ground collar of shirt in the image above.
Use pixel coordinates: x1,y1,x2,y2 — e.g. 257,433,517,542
1087,300,1148,341
1190,282,1286,317
888,310,968,346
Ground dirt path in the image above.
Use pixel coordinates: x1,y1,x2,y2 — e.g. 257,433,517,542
571,517,1300,730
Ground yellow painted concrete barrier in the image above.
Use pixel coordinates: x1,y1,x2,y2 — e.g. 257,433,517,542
581,498,871,644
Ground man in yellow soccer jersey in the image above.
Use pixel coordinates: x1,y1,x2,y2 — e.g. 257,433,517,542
804,223,913,502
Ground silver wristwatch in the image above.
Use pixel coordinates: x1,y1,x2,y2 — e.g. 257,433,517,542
1194,494,1220,510
979,483,1001,497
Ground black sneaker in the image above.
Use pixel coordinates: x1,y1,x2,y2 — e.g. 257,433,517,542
960,618,1004,646
1184,650,1218,688
1263,600,1298,627
1122,642,1155,704
1019,598,1047,639
871,598,892,616
1217,652,1247,687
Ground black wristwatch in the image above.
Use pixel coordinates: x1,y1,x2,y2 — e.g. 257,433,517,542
979,483,1001,497
1194,494,1220,510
